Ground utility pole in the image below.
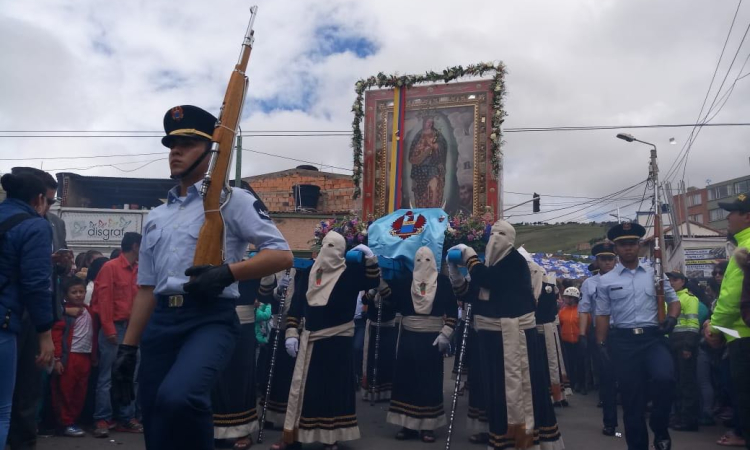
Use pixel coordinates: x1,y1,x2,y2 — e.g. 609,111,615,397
649,146,666,323
616,133,666,323
681,180,692,238
235,135,242,188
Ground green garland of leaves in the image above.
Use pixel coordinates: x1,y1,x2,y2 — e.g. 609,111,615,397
351,62,507,198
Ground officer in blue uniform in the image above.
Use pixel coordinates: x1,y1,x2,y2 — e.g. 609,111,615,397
595,222,680,450
111,105,293,450
578,241,618,437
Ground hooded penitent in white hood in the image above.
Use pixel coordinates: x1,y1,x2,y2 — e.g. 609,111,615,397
484,220,517,266
528,261,545,301
479,220,517,300
411,246,438,314
307,231,346,307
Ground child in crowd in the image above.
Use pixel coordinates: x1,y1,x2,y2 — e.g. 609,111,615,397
52,277,98,437
559,287,587,394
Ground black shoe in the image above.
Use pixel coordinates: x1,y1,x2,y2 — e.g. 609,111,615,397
560,400,570,407
553,401,562,408
670,422,699,432
602,426,616,436
597,400,604,408
654,438,672,450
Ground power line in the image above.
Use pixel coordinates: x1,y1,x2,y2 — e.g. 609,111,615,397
664,0,743,180
0,152,165,161
508,179,647,220
677,18,750,182
242,148,352,172
665,2,749,182
1,122,750,139
44,157,167,173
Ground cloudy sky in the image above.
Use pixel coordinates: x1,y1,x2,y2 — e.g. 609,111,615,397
1,0,749,222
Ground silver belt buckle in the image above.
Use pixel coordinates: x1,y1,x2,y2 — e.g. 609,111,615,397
168,295,184,308
633,327,644,335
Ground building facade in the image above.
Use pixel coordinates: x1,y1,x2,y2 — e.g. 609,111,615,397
706,175,750,231
671,187,709,226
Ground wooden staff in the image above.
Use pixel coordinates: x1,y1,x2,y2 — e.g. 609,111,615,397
257,269,291,443
445,303,471,450
370,292,383,406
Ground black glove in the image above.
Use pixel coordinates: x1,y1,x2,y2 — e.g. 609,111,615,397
183,264,235,297
111,344,138,405
660,316,678,334
598,342,611,365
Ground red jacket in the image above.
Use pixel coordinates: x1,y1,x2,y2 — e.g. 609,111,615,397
52,305,98,366
91,254,138,337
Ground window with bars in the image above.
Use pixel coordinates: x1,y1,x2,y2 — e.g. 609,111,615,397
687,193,702,206
734,180,750,195
708,185,732,201
709,208,729,222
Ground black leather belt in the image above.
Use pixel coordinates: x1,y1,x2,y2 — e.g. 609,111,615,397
155,294,230,308
612,326,660,336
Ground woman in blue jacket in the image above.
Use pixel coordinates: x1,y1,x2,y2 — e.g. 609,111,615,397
0,172,56,447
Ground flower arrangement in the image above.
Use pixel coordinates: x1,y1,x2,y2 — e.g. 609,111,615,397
310,216,371,252
444,213,494,254
351,62,508,198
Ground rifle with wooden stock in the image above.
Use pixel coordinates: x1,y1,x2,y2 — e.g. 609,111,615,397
193,6,258,266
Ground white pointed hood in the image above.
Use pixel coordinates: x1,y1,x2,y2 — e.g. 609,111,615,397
307,231,346,306
411,246,438,314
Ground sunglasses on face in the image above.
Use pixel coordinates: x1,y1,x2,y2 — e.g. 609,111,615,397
46,196,60,206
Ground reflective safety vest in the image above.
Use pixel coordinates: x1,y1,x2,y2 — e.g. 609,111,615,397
674,288,700,333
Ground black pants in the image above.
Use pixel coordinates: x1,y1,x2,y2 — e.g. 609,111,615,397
610,329,674,450
729,338,750,450
670,332,700,425
600,336,619,428
8,316,41,450
561,341,584,390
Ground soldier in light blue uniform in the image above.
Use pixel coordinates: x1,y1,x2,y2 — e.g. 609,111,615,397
577,241,618,437
110,105,293,450
594,222,680,450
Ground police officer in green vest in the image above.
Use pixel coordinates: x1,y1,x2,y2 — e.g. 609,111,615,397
665,270,700,432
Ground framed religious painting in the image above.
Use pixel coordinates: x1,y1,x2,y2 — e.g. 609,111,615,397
361,80,501,219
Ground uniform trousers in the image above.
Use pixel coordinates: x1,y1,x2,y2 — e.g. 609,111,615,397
138,296,239,450
52,352,92,426
609,328,673,450
599,340,618,429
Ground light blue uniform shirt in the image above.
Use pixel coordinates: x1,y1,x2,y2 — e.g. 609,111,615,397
137,181,290,298
578,274,600,315
595,263,679,329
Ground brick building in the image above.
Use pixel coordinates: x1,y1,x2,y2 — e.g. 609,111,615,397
243,166,359,254
243,166,356,214
671,187,709,226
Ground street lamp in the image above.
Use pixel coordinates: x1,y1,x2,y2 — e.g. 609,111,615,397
615,132,666,323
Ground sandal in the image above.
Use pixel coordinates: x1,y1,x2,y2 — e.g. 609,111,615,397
234,436,253,449
468,433,489,444
717,432,746,447
420,430,436,443
395,427,419,440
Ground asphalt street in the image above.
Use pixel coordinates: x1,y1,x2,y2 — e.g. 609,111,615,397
33,357,726,450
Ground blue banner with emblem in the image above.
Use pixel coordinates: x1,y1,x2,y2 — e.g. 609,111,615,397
368,208,449,272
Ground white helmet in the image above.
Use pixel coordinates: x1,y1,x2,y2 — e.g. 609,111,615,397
562,287,581,299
